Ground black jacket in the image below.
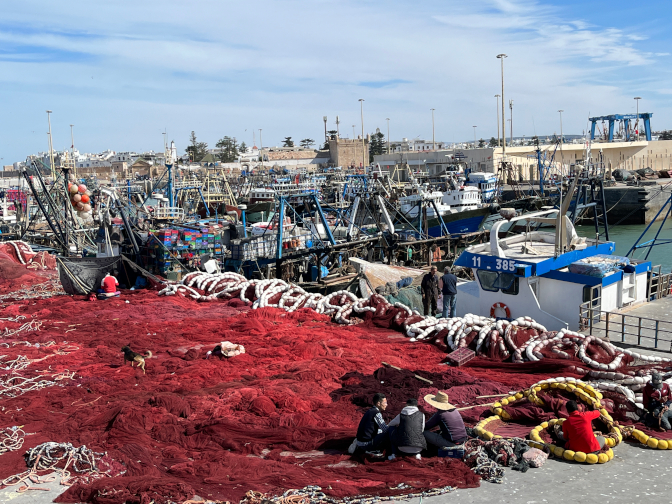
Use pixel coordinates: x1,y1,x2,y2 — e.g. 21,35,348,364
356,406,388,442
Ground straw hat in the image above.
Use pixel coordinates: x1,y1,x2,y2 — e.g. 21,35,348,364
424,391,456,410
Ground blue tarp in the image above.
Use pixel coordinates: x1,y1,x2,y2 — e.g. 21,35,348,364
568,254,630,278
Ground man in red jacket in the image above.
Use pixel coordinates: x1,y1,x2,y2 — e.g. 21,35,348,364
561,400,605,453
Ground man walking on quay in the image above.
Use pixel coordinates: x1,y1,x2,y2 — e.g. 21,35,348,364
439,266,457,318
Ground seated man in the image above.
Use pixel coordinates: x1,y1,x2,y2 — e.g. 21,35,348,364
348,393,389,456
98,272,120,298
562,400,605,453
423,391,468,448
643,373,672,430
388,398,427,460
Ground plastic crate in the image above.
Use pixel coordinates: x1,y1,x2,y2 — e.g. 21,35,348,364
438,446,464,459
446,347,475,367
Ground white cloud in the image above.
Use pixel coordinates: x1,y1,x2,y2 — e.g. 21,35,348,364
0,0,668,162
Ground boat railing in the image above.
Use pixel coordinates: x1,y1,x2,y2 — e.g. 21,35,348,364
153,207,186,220
579,279,672,352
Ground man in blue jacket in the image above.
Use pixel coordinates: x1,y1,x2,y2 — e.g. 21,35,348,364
439,266,458,318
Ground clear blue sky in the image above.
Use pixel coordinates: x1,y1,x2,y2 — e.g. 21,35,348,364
1,0,669,164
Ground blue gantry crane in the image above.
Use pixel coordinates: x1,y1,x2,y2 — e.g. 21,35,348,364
589,113,652,142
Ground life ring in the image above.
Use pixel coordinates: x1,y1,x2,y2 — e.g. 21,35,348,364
490,302,511,319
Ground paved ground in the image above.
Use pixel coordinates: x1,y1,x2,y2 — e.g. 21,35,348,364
4,441,670,504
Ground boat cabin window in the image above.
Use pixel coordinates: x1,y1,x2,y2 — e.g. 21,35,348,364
476,270,519,295
476,270,499,292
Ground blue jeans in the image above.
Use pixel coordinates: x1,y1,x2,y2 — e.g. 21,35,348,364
442,294,456,318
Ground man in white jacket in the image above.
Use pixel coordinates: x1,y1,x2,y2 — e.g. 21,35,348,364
388,398,426,460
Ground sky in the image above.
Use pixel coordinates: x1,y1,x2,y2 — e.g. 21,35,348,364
1,0,670,164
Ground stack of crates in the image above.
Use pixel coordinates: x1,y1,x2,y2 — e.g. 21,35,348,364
230,237,259,260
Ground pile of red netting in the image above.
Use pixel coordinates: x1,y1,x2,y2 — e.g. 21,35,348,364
0,253,671,503
0,241,58,296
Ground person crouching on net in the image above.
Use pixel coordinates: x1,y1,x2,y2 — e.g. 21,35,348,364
423,391,468,449
98,272,120,298
643,372,672,431
387,398,427,460
559,400,606,453
348,393,389,457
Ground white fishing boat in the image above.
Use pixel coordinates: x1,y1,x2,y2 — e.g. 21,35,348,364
453,209,652,331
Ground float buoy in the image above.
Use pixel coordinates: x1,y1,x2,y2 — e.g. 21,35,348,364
491,302,511,319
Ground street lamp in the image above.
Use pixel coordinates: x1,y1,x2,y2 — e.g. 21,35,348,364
46,110,55,179
323,116,328,143
386,118,390,154
558,110,564,146
634,97,642,140
473,126,477,148
495,95,501,147
359,99,365,169
496,54,507,155
430,108,436,150
509,99,514,145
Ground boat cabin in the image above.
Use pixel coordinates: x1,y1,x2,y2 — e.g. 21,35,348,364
453,209,651,331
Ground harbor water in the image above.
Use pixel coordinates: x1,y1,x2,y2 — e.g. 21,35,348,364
575,220,672,272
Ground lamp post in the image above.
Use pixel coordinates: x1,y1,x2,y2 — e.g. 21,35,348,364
335,115,340,139
634,97,641,140
386,118,390,154
509,99,514,145
359,99,365,169
473,126,477,148
431,108,436,150
323,116,328,143
352,125,356,139
496,54,507,155
70,124,78,178
558,110,564,147
495,94,501,147
46,110,55,180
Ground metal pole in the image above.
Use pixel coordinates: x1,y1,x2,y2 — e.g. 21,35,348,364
634,97,641,140
62,168,70,256
359,99,365,169
473,126,477,148
70,124,76,179
431,109,435,150
509,100,513,145
46,110,55,180
497,54,507,156
386,118,390,154
495,95,500,147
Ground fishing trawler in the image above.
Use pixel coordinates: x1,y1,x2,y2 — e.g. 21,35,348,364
453,208,652,331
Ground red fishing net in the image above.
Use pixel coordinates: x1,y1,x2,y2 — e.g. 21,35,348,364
0,253,671,503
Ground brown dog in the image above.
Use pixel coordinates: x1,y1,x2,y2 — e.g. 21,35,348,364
121,345,152,374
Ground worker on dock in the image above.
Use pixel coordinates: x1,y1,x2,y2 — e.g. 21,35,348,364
387,398,427,460
98,271,120,298
560,400,606,453
347,393,389,456
423,391,467,448
421,266,439,316
439,266,458,319
643,373,672,431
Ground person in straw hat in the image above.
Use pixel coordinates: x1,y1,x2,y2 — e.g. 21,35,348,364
423,391,468,449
